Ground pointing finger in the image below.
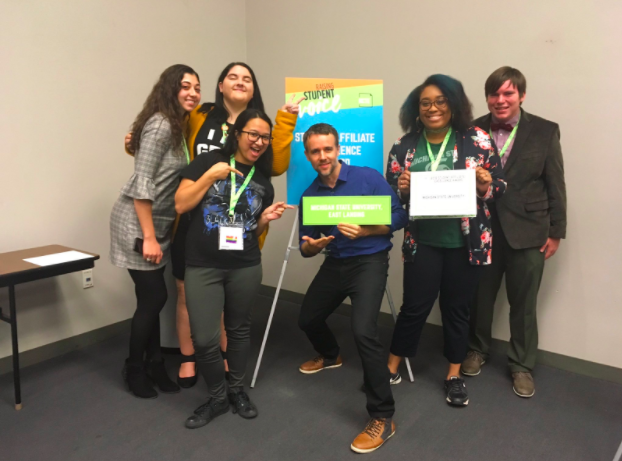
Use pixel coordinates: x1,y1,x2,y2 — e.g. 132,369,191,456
295,96,306,105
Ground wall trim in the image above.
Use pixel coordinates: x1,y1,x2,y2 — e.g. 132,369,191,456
258,285,622,385
2,285,621,386
0,320,131,376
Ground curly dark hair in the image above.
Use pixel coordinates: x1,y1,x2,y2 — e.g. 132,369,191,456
198,62,265,123
219,109,273,179
128,64,199,155
400,74,473,134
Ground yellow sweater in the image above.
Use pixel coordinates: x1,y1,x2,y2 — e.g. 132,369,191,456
127,107,297,249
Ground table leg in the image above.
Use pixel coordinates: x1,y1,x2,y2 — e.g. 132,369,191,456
9,285,21,410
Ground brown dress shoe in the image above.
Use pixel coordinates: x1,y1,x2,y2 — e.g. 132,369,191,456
461,350,486,376
299,355,342,374
512,372,535,398
351,418,396,453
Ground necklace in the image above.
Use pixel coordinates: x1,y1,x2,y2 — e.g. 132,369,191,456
424,125,451,134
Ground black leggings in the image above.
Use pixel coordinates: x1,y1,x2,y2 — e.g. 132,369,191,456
128,267,168,364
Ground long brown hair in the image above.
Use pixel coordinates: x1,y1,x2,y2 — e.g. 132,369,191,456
129,64,199,154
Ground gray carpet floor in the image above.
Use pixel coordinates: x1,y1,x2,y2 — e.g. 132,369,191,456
1,294,621,461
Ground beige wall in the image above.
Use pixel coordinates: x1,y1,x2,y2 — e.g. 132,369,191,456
2,0,621,370
0,0,246,358
247,0,622,369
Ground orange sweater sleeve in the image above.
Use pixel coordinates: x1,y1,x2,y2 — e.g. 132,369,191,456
271,110,297,177
257,111,297,249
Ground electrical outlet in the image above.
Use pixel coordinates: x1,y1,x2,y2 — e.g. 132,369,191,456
82,269,94,289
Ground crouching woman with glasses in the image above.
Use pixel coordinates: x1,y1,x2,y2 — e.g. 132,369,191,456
175,109,292,429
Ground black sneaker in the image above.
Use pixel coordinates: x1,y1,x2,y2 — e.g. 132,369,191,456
228,389,258,419
444,376,469,406
185,398,230,429
390,372,402,385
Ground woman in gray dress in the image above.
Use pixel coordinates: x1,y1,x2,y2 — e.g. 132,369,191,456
110,64,201,399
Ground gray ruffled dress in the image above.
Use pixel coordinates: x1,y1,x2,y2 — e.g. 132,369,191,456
109,113,186,270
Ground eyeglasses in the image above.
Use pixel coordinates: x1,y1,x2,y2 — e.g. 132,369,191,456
240,131,272,144
419,97,448,110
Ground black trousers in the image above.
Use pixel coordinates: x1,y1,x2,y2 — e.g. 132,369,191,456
298,251,394,418
390,244,482,364
127,267,168,364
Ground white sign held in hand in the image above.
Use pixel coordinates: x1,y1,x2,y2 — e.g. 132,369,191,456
410,169,477,219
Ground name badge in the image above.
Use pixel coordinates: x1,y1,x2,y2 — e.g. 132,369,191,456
219,226,244,251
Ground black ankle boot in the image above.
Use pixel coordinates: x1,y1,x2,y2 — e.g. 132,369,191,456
123,359,157,399
177,354,198,389
147,359,180,394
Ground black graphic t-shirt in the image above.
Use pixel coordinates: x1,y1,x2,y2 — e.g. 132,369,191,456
194,117,232,157
181,150,274,269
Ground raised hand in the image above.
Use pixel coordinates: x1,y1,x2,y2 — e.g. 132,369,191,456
476,166,492,196
398,170,411,195
281,93,306,115
207,162,244,181
262,202,294,222
301,235,335,251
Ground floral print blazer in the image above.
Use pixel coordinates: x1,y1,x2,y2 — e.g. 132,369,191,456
386,126,507,265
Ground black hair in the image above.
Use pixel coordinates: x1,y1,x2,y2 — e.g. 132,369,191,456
198,62,265,123
399,74,473,133
129,64,199,155
303,123,340,150
220,109,273,178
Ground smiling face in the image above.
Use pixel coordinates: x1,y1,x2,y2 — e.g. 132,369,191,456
177,73,201,113
487,79,525,122
419,85,452,131
219,65,254,108
304,133,340,180
234,118,271,165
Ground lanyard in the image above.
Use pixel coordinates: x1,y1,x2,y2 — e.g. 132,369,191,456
489,113,520,158
229,156,255,218
182,138,190,165
424,128,452,172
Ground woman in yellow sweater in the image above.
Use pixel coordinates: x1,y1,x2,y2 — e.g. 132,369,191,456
160,62,301,387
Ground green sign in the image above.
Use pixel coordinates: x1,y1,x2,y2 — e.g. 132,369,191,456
302,196,391,225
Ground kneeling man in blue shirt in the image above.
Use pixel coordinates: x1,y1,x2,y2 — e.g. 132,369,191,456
297,123,408,454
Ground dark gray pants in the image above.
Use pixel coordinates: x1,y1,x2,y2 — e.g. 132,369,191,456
468,216,545,372
185,264,262,402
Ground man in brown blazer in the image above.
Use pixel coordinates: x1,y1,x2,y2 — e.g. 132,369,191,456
462,67,567,397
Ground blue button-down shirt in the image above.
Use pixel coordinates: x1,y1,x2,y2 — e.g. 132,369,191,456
299,161,408,258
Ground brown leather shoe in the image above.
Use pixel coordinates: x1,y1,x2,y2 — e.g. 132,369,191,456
350,418,395,453
299,355,342,374
461,350,486,376
512,372,535,398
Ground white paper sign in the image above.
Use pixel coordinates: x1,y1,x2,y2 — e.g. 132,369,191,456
24,250,92,266
219,226,244,250
410,169,477,219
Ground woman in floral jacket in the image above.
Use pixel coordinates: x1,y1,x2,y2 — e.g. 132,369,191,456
385,74,506,407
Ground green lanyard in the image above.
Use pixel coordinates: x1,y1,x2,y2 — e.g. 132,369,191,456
182,138,190,165
229,156,255,218
424,127,453,172
489,113,520,158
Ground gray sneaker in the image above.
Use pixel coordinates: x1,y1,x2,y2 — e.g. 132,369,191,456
461,351,486,376
512,372,535,398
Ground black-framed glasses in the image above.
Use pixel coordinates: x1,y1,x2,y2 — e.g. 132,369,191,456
241,131,272,144
419,97,448,110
